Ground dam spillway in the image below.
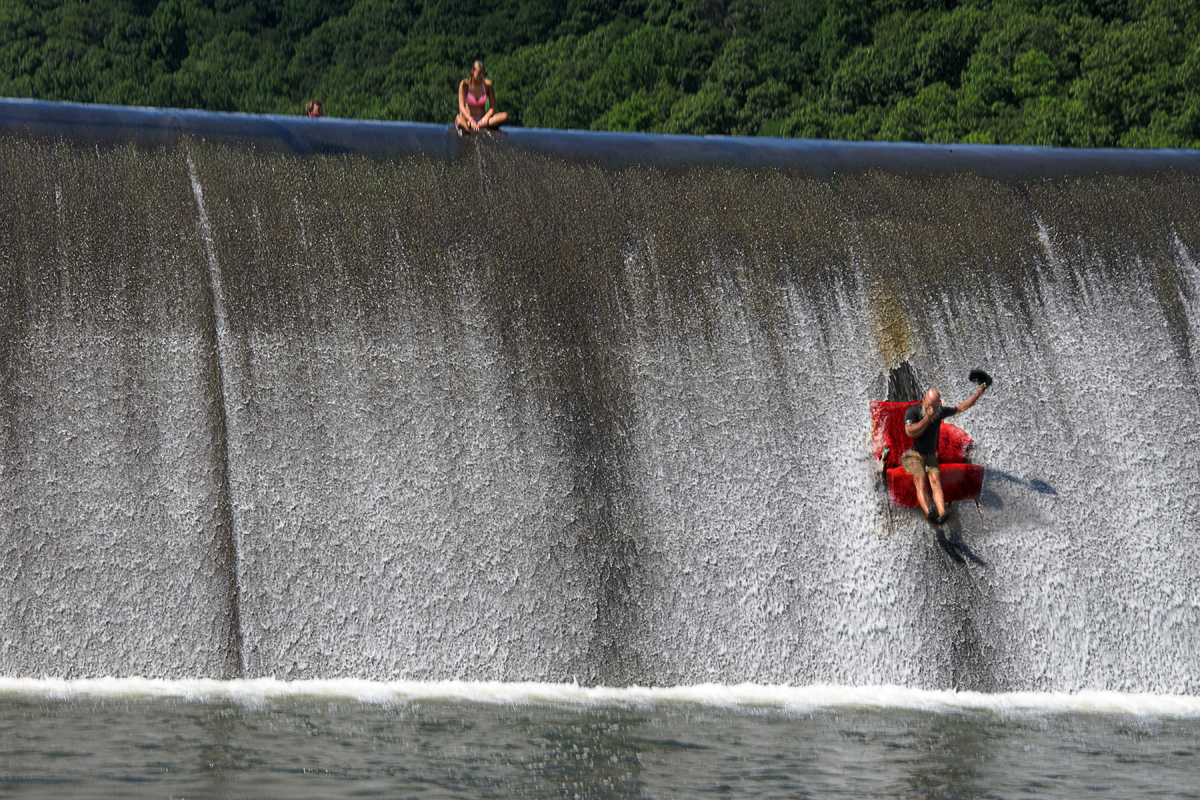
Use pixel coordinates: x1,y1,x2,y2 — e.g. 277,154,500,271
1,100,1199,692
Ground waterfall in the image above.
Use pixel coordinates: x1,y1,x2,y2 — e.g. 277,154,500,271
2,105,1199,692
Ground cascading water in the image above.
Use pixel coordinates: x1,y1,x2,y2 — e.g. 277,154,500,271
2,121,1199,693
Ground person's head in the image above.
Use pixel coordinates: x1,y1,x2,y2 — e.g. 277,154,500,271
305,100,323,118
469,60,485,83
923,388,942,413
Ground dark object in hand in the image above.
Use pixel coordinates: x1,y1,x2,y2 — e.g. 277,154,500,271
968,369,993,387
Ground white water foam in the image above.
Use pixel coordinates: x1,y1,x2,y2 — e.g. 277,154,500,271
1,677,1198,718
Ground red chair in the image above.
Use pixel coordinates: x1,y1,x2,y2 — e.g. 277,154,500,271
870,401,983,508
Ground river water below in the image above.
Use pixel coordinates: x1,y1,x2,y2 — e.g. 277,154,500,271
1,680,1197,798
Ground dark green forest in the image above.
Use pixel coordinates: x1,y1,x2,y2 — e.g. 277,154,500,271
3,0,1199,147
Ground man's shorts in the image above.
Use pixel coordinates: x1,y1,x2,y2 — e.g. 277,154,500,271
901,449,939,476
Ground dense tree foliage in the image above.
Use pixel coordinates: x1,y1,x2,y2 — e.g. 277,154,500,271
3,0,1199,146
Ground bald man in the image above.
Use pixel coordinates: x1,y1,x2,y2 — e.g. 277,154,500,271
903,384,987,524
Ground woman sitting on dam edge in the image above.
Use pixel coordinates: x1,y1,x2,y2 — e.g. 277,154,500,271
455,60,508,133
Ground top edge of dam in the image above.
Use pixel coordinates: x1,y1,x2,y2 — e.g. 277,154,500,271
3,96,1199,179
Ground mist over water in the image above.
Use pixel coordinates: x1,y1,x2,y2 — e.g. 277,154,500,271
2,136,1199,692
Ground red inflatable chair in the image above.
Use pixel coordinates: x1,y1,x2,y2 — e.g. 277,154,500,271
870,401,984,509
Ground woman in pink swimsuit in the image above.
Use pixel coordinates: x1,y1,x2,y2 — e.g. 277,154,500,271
455,61,508,133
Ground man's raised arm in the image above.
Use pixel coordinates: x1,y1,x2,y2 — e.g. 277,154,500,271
955,383,987,414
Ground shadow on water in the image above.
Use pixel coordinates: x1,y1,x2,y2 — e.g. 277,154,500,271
988,469,1058,496
976,469,1058,510
1027,478,1056,495
977,487,1004,509
936,528,987,568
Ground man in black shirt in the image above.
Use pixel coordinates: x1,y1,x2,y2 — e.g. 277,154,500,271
903,384,987,524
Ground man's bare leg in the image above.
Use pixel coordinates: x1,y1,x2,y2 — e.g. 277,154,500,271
914,473,933,516
928,468,947,517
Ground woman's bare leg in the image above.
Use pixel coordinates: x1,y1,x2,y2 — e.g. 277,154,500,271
482,111,508,128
